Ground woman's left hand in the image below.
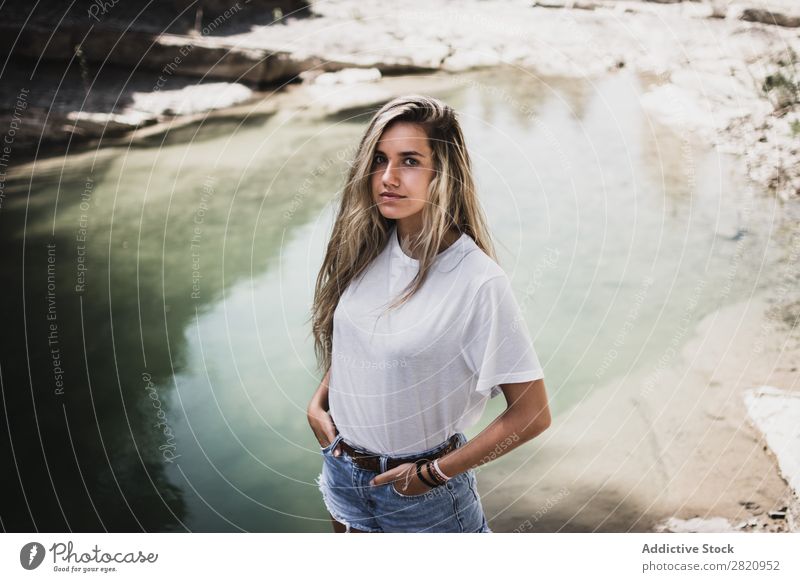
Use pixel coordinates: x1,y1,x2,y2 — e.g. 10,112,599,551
369,462,432,496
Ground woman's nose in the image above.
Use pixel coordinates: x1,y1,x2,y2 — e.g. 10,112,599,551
382,162,399,186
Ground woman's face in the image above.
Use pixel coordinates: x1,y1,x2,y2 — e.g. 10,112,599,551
370,122,436,226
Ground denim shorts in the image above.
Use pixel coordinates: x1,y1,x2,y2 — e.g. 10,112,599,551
316,432,492,533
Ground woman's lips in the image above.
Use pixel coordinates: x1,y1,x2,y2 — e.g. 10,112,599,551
380,192,405,200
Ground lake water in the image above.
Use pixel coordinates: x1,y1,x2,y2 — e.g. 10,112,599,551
0,67,782,532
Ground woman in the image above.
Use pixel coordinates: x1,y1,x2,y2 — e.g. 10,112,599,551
307,95,551,533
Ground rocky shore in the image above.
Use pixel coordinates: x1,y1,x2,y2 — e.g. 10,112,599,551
2,0,798,203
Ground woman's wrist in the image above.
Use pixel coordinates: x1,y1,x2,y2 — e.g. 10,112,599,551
414,460,449,488
415,461,439,488
434,453,461,481
431,458,451,481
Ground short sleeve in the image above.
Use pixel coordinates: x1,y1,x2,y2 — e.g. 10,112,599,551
460,274,545,398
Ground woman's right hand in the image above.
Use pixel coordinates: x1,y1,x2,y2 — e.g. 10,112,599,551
307,403,341,456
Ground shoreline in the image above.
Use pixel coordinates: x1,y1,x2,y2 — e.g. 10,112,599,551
3,1,799,202
479,263,800,532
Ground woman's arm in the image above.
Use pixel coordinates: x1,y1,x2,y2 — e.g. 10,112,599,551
369,378,551,493
307,368,331,413
436,378,551,478
307,368,341,453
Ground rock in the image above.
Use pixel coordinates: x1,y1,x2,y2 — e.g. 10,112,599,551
533,0,597,8
744,387,800,498
192,0,310,20
129,82,253,116
0,24,307,86
740,9,800,28
311,68,382,86
533,1,568,8
708,1,727,19
655,517,738,533
768,510,787,519
4,0,314,43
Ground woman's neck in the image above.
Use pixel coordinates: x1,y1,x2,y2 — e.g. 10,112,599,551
395,222,460,260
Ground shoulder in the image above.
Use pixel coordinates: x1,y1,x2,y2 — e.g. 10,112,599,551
459,235,507,284
456,235,511,300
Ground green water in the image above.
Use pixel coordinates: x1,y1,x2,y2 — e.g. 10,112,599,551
0,67,780,532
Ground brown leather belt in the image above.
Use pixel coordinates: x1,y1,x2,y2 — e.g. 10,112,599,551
338,434,461,473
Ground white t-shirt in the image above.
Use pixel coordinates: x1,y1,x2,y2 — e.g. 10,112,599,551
328,224,544,455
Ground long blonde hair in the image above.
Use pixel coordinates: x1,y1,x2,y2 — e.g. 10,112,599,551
310,94,496,372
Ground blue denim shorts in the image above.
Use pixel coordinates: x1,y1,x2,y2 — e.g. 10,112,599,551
316,432,492,533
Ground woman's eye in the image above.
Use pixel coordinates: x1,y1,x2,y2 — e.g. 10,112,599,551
372,155,419,167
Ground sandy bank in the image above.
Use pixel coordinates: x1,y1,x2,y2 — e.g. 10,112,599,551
477,228,800,531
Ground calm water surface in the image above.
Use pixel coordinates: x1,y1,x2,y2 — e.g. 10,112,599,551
0,67,781,531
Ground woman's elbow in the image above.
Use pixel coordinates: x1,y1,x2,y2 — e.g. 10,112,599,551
502,379,552,440
536,409,553,434
523,407,551,440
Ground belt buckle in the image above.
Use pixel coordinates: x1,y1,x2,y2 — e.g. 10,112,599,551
353,451,373,469
349,445,380,471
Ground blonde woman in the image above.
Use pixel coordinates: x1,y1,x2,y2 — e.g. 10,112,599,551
307,95,551,533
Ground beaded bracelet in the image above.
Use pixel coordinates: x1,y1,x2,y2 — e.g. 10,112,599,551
423,461,446,486
415,459,440,488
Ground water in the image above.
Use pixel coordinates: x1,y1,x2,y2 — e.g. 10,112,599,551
0,67,782,532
